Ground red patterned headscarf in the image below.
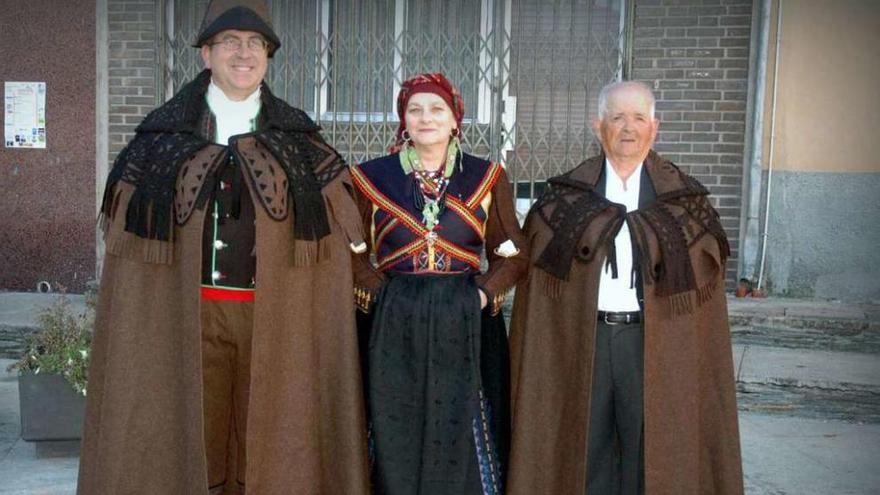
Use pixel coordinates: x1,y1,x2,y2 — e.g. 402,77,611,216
390,73,465,153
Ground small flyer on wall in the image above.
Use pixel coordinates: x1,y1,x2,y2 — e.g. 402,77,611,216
4,82,46,149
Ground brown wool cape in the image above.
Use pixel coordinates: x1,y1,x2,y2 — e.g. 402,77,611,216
78,86,370,493
507,152,743,495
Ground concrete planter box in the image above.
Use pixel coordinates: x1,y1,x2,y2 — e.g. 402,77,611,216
18,372,85,441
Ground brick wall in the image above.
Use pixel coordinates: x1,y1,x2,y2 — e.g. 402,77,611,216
0,0,96,292
107,0,161,160
631,0,752,283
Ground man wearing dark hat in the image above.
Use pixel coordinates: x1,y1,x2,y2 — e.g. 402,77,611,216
77,2,370,494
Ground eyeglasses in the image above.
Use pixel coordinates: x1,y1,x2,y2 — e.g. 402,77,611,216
211,36,269,53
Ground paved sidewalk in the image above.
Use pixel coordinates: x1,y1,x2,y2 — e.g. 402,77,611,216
741,412,880,495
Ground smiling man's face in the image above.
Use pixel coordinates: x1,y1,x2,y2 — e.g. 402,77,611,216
201,29,269,101
594,84,659,167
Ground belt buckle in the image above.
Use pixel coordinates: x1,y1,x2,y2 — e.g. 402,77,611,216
603,311,635,325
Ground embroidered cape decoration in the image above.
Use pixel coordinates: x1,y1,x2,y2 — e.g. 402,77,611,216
533,153,730,304
534,176,623,281
101,69,345,243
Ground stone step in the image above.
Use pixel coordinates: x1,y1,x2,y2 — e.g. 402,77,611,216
733,343,880,424
0,325,38,361
737,383,880,424
0,294,89,360
733,344,880,392
731,323,880,354
728,296,880,332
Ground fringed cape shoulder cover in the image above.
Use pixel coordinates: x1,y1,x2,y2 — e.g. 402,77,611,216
100,69,349,260
530,150,729,311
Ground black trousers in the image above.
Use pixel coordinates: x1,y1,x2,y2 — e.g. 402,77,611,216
585,321,645,495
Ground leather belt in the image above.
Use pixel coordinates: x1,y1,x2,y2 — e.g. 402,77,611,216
597,310,642,325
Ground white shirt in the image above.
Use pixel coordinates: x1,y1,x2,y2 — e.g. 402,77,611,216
597,159,643,312
206,82,261,145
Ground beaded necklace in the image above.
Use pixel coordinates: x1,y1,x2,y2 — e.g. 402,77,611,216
399,139,461,230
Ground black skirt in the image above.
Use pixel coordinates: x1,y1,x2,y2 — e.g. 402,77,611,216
362,272,509,495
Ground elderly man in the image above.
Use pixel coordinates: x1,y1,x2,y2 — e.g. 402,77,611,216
77,1,369,493
507,81,743,494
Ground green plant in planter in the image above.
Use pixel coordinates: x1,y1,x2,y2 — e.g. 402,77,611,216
7,292,94,396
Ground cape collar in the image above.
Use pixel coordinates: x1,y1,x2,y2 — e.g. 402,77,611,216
137,69,320,134
551,150,708,201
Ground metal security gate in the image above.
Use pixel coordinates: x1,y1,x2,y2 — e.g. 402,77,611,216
160,0,628,203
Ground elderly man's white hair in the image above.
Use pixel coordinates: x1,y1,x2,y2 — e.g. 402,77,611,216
596,81,656,120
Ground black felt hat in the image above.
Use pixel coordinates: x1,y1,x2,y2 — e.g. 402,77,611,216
193,0,280,57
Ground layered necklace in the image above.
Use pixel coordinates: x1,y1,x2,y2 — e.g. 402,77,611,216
400,138,461,230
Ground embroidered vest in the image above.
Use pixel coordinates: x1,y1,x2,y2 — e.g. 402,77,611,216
352,153,502,274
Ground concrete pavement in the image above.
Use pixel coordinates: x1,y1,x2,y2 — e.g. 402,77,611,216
0,291,878,494
729,295,880,494
741,412,880,495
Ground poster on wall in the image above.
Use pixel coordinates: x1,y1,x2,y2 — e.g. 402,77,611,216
4,82,46,149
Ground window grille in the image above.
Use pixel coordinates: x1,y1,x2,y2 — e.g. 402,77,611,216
161,0,628,201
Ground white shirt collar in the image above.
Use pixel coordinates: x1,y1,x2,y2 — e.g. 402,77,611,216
603,159,643,214
604,159,643,193
206,82,262,145
206,81,261,117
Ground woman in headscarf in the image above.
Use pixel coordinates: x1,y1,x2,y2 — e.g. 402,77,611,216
350,73,528,495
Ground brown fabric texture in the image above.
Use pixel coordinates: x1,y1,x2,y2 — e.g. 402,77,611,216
78,145,370,494
507,152,743,495
201,299,254,490
473,166,530,307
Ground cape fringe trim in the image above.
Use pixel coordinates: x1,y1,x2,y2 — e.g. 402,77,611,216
103,228,175,265
697,276,719,305
668,292,694,318
666,277,719,318
100,185,175,264
292,236,332,267
538,270,565,300
535,263,720,319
